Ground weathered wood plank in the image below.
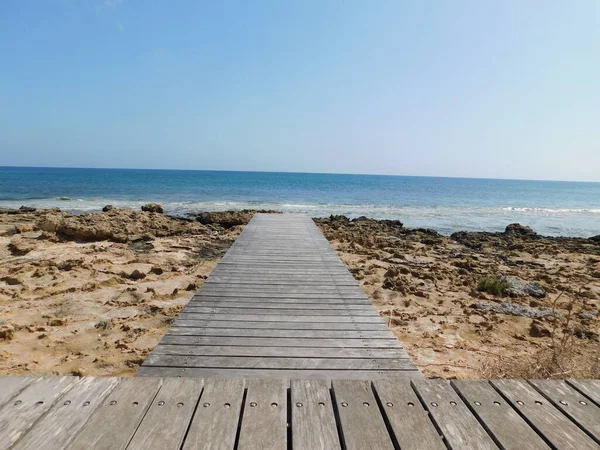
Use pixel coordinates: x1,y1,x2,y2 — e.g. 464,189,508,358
143,354,414,370
196,291,366,298
567,379,600,406
332,380,394,450
136,367,421,379
291,379,341,450
372,379,444,450
492,380,598,450
412,379,498,449
0,376,37,407
182,307,380,316
182,379,245,450
159,335,402,348
166,327,394,339
529,379,600,444
187,302,373,310
13,377,120,450
238,379,287,450
66,377,163,450
452,380,550,450
190,296,372,304
127,377,203,449
151,344,409,359
177,313,383,323
174,319,386,330
0,376,77,449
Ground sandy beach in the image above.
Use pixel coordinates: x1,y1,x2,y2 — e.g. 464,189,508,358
1,209,598,379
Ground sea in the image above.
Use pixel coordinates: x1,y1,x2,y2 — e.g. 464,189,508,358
1,167,599,237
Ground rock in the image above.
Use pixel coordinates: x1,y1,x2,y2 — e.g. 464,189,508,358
36,213,64,233
7,238,37,256
505,223,537,237
150,266,164,275
0,327,15,340
502,276,546,298
36,209,207,243
194,210,273,228
591,272,600,279
48,318,66,326
127,269,146,281
574,327,599,341
1,276,21,286
529,320,552,338
186,283,197,291
102,205,116,212
580,311,598,321
329,215,350,222
95,319,113,330
389,317,409,327
71,367,87,377
589,235,600,243
141,203,164,214
472,301,558,318
19,206,36,212
14,224,35,233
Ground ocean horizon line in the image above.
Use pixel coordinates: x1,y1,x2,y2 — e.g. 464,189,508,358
1,165,599,185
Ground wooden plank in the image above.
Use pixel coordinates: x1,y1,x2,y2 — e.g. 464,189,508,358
291,379,341,450
412,379,497,449
187,302,373,310
177,313,383,324
151,345,409,359
204,281,358,286
372,379,444,450
182,379,245,450
530,379,600,444
0,376,77,449
13,377,120,450
166,327,394,339
0,377,37,407
191,296,371,304
137,367,421,379
128,377,203,449
567,379,600,406
492,380,598,450
452,380,550,450
181,307,379,316
173,319,385,330
237,379,287,450
66,377,163,450
160,335,402,348
332,380,394,450
195,291,366,297
143,354,414,370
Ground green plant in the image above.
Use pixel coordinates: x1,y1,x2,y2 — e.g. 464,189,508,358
477,276,509,296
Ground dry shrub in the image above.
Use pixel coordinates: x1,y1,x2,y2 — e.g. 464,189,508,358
481,288,600,379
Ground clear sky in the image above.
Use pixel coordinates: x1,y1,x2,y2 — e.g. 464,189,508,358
0,1,598,181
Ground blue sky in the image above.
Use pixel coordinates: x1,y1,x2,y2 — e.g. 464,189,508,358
0,1,598,181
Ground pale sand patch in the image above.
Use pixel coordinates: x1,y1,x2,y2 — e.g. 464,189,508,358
0,210,242,376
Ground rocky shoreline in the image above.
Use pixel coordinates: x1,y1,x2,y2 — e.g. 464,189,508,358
1,208,598,379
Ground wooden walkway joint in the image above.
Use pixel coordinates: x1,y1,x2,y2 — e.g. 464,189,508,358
139,213,420,379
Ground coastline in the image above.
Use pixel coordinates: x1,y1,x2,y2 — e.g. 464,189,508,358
0,208,598,378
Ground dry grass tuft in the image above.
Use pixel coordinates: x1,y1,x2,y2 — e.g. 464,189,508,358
481,287,600,379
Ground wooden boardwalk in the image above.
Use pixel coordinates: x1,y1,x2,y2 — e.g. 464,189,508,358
138,213,420,379
1,376,599,449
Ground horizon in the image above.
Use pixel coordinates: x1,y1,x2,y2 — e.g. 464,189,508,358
1,1,599,181
2,165,600,185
